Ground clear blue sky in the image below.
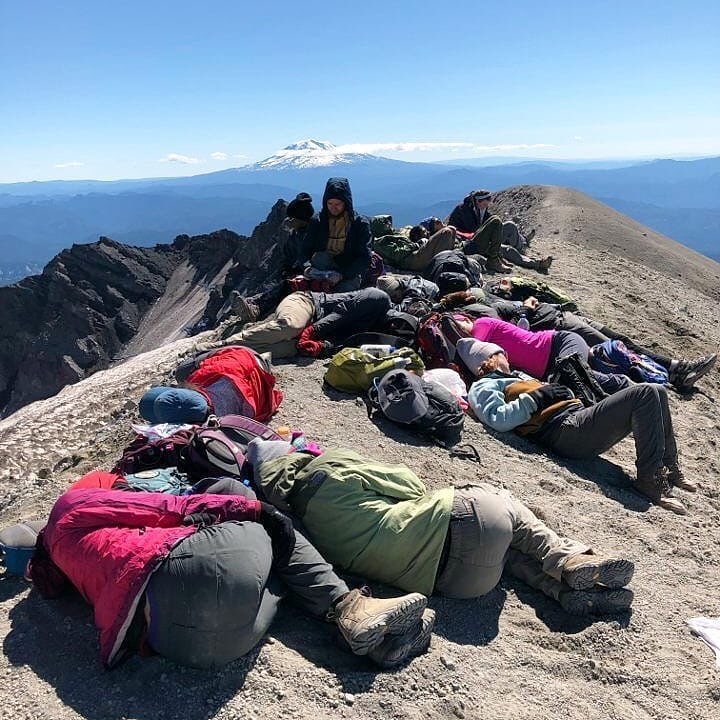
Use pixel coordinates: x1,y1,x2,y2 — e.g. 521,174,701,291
1,0,719,181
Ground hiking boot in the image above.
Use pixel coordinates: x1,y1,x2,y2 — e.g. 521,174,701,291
219,291,259,326
367,609,435,669
561,553,635,590
634,467,687,515
485,258,512,273
665,463,697,492
670,353,717,390
558,588,634,616
332,588,427,655
535,256,553,274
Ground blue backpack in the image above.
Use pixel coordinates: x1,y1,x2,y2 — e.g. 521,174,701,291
589,340,669,384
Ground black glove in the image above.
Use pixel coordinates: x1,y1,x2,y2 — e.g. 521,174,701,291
259,502,296,568
528,383,574,411
182,512,216,529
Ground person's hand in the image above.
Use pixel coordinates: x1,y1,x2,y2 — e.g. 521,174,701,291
182,512,216,529
528,383,574,410
523,296,539,310
259,502,296,567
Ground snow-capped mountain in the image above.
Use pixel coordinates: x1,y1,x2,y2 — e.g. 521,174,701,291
247,139,391,170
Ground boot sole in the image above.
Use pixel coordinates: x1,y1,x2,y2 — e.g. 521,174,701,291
563,558,635,590
676,354,717,389
560,588,634,616
343,594,427,655
369,609,436,669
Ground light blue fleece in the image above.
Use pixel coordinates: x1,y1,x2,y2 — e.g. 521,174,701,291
468,374,539,432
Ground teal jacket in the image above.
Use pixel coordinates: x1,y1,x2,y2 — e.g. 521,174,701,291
255,449,453,595
468,373,539,432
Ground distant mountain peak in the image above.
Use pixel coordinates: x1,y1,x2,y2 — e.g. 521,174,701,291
248,139,389,170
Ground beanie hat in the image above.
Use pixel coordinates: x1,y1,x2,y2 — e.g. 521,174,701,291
456,338,506,375
141,387,209,425
376,274,403,300
286,192,314,221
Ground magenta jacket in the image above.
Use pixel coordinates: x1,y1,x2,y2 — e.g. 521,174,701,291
471,317,555,380
34,489,260,667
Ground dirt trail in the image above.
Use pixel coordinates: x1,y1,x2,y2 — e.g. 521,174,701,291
1,186,719,720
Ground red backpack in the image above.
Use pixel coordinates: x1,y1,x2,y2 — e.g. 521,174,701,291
417,312,475,385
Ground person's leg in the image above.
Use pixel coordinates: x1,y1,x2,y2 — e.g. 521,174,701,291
310,251,337,271
313,288,390,340
545,330,591,378
547,384,666,475
230,292,314,356
556,313,611,347
401,227,456,272
462,217,506,268
145,521,279,668
501,221,528,252
333,276,362,292
501,244,537,269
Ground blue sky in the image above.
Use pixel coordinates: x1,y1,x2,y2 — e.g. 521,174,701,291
1,0,719,181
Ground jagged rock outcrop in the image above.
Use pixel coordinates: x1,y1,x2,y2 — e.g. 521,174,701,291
0,228,249,417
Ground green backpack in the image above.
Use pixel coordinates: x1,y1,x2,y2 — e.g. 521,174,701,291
324,347,425,393
373,234,422,266
370,215,394,239
492,276,575,306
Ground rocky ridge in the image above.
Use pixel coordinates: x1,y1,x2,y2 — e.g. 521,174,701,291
0,186,719,720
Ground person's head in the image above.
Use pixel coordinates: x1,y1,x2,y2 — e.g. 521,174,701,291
322,177,353,217
326,198,345,216
472,189,492,211
431,217,444,233
286,192,314,227
456,338,509,377
409,225,429,243
376,274,403,302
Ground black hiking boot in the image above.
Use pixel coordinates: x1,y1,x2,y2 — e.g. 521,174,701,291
534,256,553,274
665,463,697,492
670,353,717,390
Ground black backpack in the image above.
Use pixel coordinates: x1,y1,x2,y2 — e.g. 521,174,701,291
424,250,481,296
547,353,609,408
368,369,465,447
383,310,420,346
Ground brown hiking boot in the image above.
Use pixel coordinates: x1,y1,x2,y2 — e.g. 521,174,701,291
332,589,427,655
368,609,435,669
561,553,634,590
559,588,634,616
485,258,512,273
665,464,697,492
535,256,553,274
635,467,687,515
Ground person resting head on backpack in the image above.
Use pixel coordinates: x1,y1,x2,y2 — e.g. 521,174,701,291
28,486,433,670
250,441,636,618
456,315,631,396
376,274,440,313
460,338,694,514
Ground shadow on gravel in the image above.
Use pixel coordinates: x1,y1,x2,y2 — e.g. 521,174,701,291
0,573,28,602
430,587,505,646
506,576,633,633
4,591,260,720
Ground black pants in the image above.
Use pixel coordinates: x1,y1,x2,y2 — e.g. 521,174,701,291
542,383,678,478
313,287,391,340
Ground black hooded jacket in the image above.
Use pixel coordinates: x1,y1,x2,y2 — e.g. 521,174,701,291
303,177,372,279
446,191,492,233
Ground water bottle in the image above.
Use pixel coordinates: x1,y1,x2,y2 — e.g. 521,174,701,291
360,344,396,357
517,314,530,331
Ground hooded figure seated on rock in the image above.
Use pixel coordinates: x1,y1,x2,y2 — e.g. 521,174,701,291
248,440,635,618
300,177,372,292
447,190,552,274
214,287,391,359
28,483,433,670
460,338,694,515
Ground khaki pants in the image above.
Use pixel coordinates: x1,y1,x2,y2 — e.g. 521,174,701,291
227,292,315,359
435,485,589,600
398,227,456,272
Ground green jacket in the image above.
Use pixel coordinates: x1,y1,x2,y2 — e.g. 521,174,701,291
255,449,454,595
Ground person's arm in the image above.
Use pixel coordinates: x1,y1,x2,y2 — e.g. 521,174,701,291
339,217,372,279
468,378,538,432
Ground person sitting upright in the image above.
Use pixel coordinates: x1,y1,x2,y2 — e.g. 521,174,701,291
446,190,511,273
302,177,372,291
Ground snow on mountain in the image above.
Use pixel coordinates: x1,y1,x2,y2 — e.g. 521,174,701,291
247,139,392,170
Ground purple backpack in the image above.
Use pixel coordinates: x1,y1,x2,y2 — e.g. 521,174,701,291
184,415,281,480
589,340,669,385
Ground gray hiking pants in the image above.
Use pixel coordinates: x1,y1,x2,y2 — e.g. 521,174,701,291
501,245,537,269
398,227,456,272
145,520,349,668
543,383,678,478
435,486,588,601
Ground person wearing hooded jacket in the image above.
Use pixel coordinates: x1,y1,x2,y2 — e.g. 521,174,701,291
302,177,372,291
